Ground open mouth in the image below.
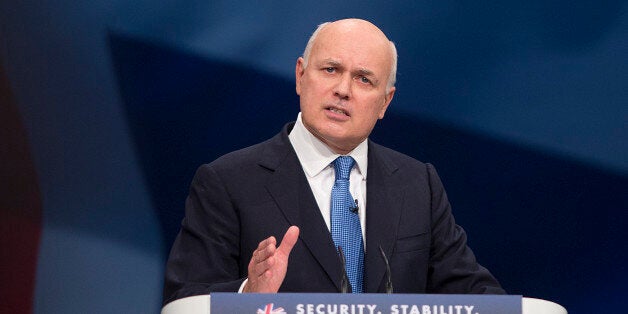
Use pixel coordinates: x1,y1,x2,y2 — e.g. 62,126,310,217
327,107,349,117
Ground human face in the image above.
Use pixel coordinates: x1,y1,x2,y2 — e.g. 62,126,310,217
295,20,395,155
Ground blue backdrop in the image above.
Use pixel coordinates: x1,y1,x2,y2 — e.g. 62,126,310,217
1,1,626,313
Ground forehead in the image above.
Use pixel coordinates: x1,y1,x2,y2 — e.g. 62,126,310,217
310,24,392,76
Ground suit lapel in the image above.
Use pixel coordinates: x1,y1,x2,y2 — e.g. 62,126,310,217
364,142,404,292
261,124,343,291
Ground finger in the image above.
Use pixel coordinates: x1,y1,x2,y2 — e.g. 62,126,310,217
254,239,277,262
255,236,276,252
277,226,300,256
249,237,277,276
252,257,274,279
254,247,276,267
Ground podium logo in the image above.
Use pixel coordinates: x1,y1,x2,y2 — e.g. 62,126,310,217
257,303,287,314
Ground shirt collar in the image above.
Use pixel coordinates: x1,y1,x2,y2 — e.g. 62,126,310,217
288,112,368,179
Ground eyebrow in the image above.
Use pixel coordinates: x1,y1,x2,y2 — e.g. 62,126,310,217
319,59,379,85
356,68,374,77
355,67,379,86
320,59,342,68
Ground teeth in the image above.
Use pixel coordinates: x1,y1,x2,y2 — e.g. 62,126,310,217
329,108,347,115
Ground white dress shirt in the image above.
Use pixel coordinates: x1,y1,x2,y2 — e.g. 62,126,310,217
288,112,368,241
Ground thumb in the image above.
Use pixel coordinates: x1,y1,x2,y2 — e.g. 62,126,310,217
277,226,299,256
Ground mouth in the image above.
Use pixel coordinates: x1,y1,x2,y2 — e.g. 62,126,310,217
327,106,350,117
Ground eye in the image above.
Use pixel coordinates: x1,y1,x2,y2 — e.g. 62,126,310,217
325,67,335,73
358,76,371,84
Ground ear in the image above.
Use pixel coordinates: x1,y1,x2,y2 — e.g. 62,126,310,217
378,86,395,119
295,57,305,95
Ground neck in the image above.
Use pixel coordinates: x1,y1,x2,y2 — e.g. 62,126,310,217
302,124,361,155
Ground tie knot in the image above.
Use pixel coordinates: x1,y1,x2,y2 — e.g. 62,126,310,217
333,156,355,181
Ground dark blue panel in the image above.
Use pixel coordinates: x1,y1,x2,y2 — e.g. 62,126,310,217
108,32,299,249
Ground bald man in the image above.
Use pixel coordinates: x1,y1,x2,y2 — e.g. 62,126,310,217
163,19,504,305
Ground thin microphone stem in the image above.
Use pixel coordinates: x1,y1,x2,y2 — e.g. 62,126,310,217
338,246,349,293
379,245,393,294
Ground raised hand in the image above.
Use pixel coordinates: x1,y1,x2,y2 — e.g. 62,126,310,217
243,226,300,293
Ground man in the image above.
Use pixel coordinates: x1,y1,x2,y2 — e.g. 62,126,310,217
163,18,504,305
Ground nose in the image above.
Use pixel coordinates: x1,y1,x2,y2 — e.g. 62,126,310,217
333,73,351,100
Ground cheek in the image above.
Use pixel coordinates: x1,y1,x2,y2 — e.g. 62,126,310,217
353,108,383,134
362,98,388,121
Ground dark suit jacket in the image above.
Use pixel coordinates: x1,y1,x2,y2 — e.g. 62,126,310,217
163,123,504,305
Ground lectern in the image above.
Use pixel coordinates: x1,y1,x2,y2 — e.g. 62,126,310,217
162,294,567,314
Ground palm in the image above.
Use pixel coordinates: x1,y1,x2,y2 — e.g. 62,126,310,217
245,226,299,293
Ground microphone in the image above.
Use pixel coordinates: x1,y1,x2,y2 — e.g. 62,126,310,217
337,246,350,293
379,245,393,294
350,199,359,214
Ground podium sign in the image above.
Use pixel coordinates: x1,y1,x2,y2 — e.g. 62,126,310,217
211,293,521,314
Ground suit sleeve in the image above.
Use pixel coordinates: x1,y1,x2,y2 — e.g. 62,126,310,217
163,164,245,305
425,163,506,294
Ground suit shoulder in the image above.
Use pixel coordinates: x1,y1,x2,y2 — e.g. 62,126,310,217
213,140,269,166
199,130,290,175
370,141,429,170
197,141,265,175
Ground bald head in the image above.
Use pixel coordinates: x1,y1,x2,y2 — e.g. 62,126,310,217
295,18,397,154
302,19,397,91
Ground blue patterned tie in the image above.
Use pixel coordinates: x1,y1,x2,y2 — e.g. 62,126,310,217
330,156,364,293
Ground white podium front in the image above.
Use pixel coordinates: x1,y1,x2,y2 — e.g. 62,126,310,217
522,297,568,314
162,295,210,314
162,295,566,314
